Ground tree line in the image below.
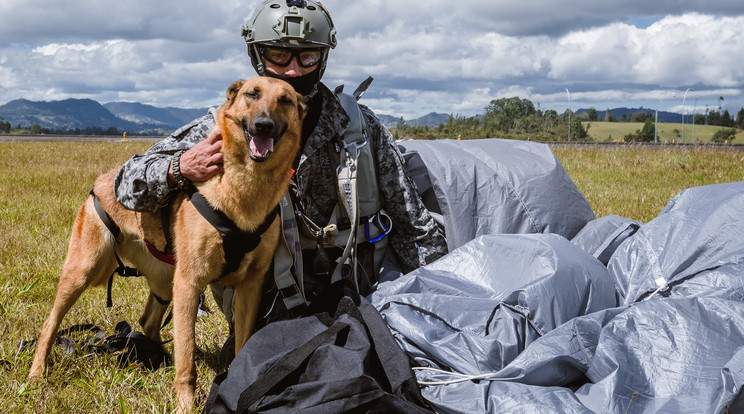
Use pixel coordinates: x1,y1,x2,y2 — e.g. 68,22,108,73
391,97,744,142
0,117,154,136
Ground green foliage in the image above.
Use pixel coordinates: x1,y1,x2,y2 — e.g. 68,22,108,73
720,110,734,128
711,127,737,143
604,108,616,122
393,96,582,141
622,120,657,142
482,97,537,133
585,107,599,121
0,116,11,133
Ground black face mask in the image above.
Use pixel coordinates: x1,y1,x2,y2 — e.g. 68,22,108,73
264,67,321,97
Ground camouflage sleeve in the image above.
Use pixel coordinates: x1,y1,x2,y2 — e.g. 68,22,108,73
114,114,215,212
361,105,448,272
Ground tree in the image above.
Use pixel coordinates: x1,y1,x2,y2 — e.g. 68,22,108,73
638,119,655,142
625,119,655,142
708,111,721,126
0,117,10,133
737,107,744,129
30,123,42,134
720,110,734,128
483,97,536,132
718,96,724,114
586,107,599,121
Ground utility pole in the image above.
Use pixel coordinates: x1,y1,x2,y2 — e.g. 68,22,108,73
655,92,676,143
681,88,692,143
692,99,697,143
565,88,571,141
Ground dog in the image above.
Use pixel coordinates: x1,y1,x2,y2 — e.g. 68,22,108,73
27,76,305,412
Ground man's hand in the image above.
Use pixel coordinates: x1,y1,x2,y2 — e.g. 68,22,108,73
168,128,224,185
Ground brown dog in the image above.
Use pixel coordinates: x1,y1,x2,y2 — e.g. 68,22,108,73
27,77,305,412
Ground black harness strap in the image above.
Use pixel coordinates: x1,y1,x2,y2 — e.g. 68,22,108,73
88,187,171,310
187,189,280,279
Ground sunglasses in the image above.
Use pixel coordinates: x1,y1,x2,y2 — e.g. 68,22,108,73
260,46,323,68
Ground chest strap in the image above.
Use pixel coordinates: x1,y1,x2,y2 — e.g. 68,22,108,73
187,189,279,279
88,187,171,309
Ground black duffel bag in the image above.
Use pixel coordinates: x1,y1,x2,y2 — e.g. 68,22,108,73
203,282,433,414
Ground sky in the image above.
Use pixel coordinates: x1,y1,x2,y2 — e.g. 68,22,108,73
1,1,743,120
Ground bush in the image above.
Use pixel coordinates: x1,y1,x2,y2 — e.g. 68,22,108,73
711,128,737,143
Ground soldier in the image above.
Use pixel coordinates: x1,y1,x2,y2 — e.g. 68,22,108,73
114,0,447,332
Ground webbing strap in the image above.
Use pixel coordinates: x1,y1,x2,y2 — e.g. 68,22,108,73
236,321,350,412
89,188,143,307
332,142,360,289
274,194,307,312
187,189,279,279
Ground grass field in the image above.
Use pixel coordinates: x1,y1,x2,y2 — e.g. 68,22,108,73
0,141,742,413
584,121,743,144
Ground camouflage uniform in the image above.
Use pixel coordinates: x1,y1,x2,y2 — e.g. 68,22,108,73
114,83,447,286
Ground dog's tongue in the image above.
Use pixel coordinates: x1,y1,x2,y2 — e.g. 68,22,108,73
250,136,274,158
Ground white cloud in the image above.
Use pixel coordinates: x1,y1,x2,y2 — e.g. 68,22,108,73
0,1,743,118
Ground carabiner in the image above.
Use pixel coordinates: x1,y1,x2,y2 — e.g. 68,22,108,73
365,212,391,243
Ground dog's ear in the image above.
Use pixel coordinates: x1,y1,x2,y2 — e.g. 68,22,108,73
226,80,246,104
297,93,307,121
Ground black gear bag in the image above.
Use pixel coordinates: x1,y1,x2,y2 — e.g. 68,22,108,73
202,282,433,414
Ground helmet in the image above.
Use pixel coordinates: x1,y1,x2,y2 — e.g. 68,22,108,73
242,0,337,79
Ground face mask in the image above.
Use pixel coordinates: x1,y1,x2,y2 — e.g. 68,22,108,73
264,67,321,97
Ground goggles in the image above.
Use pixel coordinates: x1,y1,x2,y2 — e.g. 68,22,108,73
260,46,323,68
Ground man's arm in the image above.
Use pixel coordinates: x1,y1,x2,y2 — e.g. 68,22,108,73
114,114,224,212
362,105,448,272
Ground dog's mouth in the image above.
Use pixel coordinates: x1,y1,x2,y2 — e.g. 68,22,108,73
243,117,285,162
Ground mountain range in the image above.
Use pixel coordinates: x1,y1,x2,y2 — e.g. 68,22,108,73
0,98,453,134
0,98,683,134
0,98,210,134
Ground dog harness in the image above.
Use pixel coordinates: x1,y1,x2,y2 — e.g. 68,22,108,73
186,188,280,279
91,185,280,304
89,187,172,310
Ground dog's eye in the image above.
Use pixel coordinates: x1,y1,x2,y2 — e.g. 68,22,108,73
278,95,293,105
244,91,259,99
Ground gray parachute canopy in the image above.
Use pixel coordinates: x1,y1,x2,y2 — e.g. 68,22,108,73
371,139,744,413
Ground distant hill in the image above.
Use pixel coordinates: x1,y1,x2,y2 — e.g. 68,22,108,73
407,112,450,127
0,98,209,134
103,102,209,128
0,98,138,131
376,112,450,128
376,114,400,128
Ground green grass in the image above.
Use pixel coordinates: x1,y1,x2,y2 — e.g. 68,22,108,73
552,145,743,222
0,142,226,413
0,141,742,413
584,121,743,144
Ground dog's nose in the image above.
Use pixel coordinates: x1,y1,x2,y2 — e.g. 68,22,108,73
252,116,275,136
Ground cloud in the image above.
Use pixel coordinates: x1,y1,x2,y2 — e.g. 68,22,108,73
0,0,742,118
